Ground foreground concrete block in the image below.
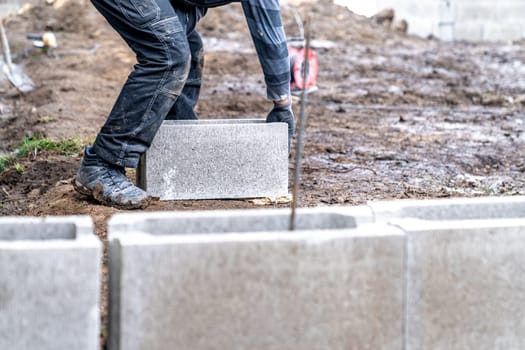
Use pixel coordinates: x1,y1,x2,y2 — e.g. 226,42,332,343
108,208,403,350
137,119,288,200
369,196,525,221
0,216,102,350
391,219,525,350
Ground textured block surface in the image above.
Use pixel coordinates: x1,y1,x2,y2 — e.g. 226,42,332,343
391,219,525,350
369,196,525,221
108,208,403,350
0,216,102,350
138,119,288,200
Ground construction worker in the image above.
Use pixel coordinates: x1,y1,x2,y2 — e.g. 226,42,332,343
73,0,294,209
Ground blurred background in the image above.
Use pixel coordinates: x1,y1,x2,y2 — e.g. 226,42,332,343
338,0,525,41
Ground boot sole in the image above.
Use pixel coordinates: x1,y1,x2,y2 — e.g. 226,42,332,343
72,178,152,210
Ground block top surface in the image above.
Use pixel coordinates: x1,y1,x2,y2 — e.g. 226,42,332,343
368,195,525,220
389,217,525,233
162,118,268,126
110,223,404,246
0,216,98,245
108,207,379,240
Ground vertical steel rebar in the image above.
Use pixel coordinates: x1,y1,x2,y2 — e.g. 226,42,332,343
290,15,312,231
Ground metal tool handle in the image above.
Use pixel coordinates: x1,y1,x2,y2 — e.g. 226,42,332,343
0,20,13,72
27,33,43,41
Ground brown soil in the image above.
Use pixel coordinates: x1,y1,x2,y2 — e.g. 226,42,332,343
1,0,525,347
1,0,524,222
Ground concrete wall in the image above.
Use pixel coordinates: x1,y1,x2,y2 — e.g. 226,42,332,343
108,198,525,350
375,0,525,41
3,197,525,348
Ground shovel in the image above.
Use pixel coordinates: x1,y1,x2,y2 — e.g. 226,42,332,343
0,20,34,93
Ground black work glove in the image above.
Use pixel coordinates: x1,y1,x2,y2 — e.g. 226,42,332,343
266,101,295,153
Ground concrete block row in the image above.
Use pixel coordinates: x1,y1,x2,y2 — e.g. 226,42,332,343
108,197,525,350
2,196,525,350
137,119,289,200
0,216,102,350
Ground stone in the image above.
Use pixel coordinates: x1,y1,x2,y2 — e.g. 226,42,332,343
369,196,525,221
108,207,404,350
137,119,289,200
391,218,525,350
0,216,102,350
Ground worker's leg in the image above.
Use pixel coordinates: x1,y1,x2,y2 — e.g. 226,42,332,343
166,8,206,120
74,0,193,208
90,0,192,168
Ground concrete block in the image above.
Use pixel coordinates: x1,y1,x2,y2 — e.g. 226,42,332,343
137,119,288,200
369,196,525,222
0,216,102,350
391,218,525,350
108,207,403,350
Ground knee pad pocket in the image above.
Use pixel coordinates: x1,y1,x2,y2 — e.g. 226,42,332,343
116,0,160,27
151,16,185,39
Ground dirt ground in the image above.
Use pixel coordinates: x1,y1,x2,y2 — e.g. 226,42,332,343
1,0,524,347
1,0,525,225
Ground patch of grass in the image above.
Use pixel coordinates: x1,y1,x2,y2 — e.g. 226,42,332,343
0,135,88,173
13,163,24,174
0,155,14,173
38,115,57,123
16,136,85,158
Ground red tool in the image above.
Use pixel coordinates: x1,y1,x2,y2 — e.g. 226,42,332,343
284,4,319,95
289,46,318,94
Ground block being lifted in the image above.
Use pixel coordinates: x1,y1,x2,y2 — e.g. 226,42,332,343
137,119,289,200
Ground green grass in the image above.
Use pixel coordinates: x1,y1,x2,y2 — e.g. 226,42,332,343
0,136,88,173
13,163,24,174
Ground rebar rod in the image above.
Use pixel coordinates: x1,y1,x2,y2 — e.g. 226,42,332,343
290,15,312,231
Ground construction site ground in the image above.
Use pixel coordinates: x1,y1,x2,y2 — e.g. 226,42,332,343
1,0,525,346
2,0,525,229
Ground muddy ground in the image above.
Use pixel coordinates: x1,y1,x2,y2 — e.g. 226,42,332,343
1,0,525,226
1,0,525,346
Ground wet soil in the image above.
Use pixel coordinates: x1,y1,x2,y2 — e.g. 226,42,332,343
1,0,524,347
0,0,524,222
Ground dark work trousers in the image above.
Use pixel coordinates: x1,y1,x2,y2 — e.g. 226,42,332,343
90,0,205,168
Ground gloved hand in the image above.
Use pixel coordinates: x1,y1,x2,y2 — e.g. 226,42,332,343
266,100,295,153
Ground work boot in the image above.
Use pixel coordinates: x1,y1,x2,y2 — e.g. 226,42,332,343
73,147,151,209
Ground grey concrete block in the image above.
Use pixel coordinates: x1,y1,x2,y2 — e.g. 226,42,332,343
369,196,525,222
108,208,403,350
137,119,288,200
391,218,525,350
0,216,102,350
